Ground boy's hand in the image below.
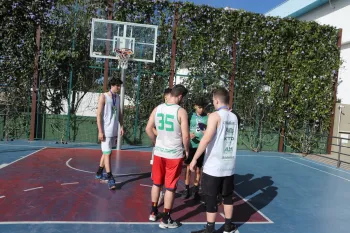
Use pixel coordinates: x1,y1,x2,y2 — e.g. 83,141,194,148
98,132,105,142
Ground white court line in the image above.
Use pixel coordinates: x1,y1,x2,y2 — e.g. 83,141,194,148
233,191,274,223
66,158,150,177
61,182,79,186
281,157,350,182
0,147,46,170
295,157,350,175
23,186,43,192
0,221,265,225
0,196,5,199
0,144,46,148
66,158,94,174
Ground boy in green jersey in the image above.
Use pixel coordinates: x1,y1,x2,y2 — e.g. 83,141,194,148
183,98,208,200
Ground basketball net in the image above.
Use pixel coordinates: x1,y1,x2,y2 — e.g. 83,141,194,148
115,48,133,69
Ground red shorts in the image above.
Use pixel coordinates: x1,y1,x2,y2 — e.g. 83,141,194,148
152,155,183,191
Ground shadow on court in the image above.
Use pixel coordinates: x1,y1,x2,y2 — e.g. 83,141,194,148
172,173,278,226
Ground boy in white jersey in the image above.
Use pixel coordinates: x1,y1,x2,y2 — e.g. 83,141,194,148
151,88,172,206
152,88,172,136
145,84,190,229
190,87,238,233
95,78,124,190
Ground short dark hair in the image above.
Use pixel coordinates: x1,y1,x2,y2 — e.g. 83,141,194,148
164,88,172,95
194,98,206,108
212,87,229,104
109,78,123,87
171,84,188,98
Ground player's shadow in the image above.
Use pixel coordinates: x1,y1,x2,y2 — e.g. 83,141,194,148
172,173,278,224
114,172,151,190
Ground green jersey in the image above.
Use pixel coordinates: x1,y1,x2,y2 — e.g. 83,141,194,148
189,112,208,148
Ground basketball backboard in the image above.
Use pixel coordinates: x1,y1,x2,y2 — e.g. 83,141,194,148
90,18,158,63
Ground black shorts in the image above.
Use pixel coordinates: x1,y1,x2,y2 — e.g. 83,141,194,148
184,148,205,168
201,172,234,197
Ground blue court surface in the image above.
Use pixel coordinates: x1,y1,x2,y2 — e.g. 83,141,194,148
1,140,350,233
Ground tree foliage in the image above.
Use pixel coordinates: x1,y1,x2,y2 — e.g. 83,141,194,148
0,0,341,153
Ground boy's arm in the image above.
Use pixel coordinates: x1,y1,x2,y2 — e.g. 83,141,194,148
190,112,220,171
179,108,190,157
145,108,157,145
96,94,105,141
118,107,124,136
152,127,158,136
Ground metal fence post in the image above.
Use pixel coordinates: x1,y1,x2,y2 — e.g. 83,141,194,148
337,139,342,168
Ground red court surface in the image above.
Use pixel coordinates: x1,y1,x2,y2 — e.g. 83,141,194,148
0,148,271,223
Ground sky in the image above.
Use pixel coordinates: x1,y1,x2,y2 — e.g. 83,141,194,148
177,0,287,14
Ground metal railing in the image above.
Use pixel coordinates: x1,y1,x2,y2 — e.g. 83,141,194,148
330,136,350,168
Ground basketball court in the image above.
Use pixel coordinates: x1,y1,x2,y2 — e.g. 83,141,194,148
1,140,350,233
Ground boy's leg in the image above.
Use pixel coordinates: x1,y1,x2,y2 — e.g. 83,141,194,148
96,142,106,179
159,157,183,229
191,173,221,233
149,155,164,221
183,165,191,198
183,148,196,198
95,154,105,179
193,152,205,200
101,137,116,189
222,175,237,233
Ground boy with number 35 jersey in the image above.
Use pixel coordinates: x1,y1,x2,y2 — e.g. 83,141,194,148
145,85,190,229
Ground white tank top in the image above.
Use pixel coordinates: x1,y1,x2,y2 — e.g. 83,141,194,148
203,109,238,177
154,103,183,159
102,93,120,137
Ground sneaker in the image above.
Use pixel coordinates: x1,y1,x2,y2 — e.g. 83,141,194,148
159,216,181,229
95,173,108,180
108,177,117,190
149,211,158,222
182,188,190,199
223,223,237,233
191,227,214,233
193,191,200,201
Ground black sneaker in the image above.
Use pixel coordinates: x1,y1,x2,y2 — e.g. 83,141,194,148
193,191,201,201
108,177,116,190
191,226,215,233
223,223,237,233
182,188,190,199
159,216,181,229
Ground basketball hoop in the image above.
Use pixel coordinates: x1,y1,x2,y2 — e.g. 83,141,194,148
115,48,133,69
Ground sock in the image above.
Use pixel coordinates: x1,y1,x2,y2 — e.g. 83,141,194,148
225,218,232,225
97,166,104,174
163,208,171,221
107,172,113,179
151,202,158,213
206,222,215,232
193,184,199,193
185,185,189,190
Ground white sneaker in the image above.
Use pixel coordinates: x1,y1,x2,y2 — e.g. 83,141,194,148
149,212,157,222
159,217,181,229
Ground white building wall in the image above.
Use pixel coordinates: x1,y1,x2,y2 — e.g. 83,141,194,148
45,90,133,117
297,0,350,104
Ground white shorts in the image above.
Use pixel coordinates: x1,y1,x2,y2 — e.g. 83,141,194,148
101,137,117,154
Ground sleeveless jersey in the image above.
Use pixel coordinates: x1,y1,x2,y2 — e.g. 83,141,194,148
203,110,238,177
154,103,183,159
102,93,120,137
